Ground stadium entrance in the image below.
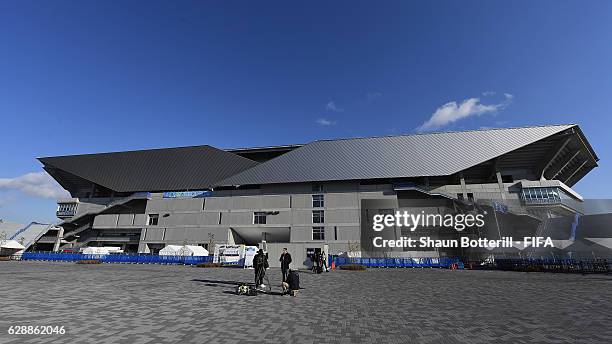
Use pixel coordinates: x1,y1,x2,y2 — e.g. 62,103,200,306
229,227,290,246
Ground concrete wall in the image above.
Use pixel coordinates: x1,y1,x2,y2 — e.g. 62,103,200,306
72,199,108,218
77,179,584,267
130,181,380,264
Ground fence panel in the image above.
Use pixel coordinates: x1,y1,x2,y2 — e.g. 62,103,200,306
495,257,610,274
20,252,213,265
331,256,462,269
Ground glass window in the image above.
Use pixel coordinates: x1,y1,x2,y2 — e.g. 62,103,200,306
312,227,325,240
521,187,568,204
312,194,324,208
312,210,324,223
147,214,159,226
254,212,267,224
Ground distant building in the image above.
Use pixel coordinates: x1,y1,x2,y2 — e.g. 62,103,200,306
0,220,59,252
37,124,604,266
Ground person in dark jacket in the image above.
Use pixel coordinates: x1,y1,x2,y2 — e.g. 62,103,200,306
253,249,269,287
312,250,321,273
279,248,292,282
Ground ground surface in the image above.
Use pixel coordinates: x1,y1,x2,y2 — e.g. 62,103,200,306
1,261,611,344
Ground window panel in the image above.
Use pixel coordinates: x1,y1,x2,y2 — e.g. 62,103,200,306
312,226,325,240
312,210,324,223
147,214,159,226
254,212,267,224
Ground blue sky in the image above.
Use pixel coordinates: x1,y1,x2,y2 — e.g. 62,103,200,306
1,1,612,224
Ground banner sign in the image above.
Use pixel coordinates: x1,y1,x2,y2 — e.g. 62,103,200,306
162,190,212,198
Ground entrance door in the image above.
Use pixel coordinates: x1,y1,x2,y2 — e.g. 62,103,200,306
305,247,322,269
147,243,165,254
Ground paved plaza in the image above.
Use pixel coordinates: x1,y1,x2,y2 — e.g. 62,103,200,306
1,261,611,344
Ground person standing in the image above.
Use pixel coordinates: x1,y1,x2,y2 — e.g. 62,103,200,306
313,250,321,274
320,249,329,272
279,248,292,282
253,249,269,288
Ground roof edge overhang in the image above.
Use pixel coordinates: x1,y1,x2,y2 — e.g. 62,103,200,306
447,124,598,186
37,144,259,194
571,125,599,163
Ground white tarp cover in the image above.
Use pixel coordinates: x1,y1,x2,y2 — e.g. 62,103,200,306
159,245,209,256
0,240,25,256
81,247,123,255
1,240,25,250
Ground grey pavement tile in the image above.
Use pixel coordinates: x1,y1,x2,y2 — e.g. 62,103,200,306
0,261,611,344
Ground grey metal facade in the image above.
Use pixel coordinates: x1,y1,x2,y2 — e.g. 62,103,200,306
39,145,258,194
219,124,597,187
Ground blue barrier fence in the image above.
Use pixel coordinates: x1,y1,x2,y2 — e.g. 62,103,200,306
21,252,462,268
21,252,213,265
331,256,463,268
495,257,609,273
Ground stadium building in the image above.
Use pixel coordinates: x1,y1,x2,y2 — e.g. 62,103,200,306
37,124,601,266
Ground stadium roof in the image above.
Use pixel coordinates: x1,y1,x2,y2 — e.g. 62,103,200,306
39,145,258,193
38,124,598,193
0,221,54,251
226,144,303,163
219,124,598,186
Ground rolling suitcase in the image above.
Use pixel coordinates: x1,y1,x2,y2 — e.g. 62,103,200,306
286,270,300,296
288,270,300,289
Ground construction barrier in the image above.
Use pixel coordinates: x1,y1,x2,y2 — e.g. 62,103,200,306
20,252,213,265
331,256,464,269
495,257,610,274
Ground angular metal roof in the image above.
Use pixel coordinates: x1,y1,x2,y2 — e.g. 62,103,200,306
1,221,55,251
39,145,258,193
219,125,583,186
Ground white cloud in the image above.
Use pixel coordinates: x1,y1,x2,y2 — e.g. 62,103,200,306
417,94,513,131
325,101,343,112
316,118,336,126
366,92,382,102
0,172,69,199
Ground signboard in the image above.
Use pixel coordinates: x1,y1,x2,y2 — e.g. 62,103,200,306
213,244,258,267
243,246,257,268
492,201,508,214
162,190,212,199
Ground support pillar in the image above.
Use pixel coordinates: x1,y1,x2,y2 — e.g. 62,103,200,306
460,174,468,199
53,227,64,252
496,171,507,200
